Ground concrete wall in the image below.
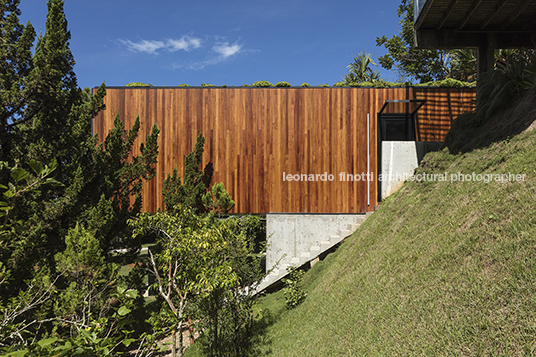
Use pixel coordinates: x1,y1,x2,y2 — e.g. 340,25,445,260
380,141,442,199
266,214,365,272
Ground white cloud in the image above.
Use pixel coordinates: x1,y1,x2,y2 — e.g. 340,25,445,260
119,36,202,54
212,42,242,58
166,36,202,52
119,35,248,70
119,39,166,54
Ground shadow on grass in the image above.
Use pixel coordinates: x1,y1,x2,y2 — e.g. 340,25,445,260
443,87,536,154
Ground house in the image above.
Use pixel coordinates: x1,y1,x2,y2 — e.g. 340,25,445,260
92,85,475,288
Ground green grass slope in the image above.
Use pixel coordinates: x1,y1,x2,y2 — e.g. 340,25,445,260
246,92,536,356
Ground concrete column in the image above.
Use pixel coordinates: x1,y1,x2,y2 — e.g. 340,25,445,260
477,34,496,82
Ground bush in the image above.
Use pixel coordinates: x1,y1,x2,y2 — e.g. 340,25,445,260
353,80,401,88
282,267,307,309
275,81,291,87
418,78,475,87
300,82,311,87
125,82,153,87
318,83,330,87
178,83,190,87
252,80,274,87
201,83,217,87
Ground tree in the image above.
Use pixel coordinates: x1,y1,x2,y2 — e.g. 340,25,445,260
343,51,382,85
162,133,212,214
130,208,241,357
194,215,265,357
130,210,265,357
375,0,459,83
162,132,235,215
0,0,160,352
0,0,35,169
1,0,160,288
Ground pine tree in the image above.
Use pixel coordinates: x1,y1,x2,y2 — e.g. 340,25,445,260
1,0,160,291
163,133,213,214
0,0,35,167
0,0,160,350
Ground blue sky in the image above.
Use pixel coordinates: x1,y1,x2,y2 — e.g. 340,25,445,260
19,0,404,89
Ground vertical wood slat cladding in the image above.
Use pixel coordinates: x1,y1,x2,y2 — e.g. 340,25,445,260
92,87,475,214
413,87,476,141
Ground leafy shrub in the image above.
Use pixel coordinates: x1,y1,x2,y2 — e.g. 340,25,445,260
300,82,311,87
318,83,330,87
252,80,274,87
332,81,345,87
178,83,190,87
125,82,153,87
276,81,291,87
475,50,536,120
418,78,475,87
353,80,403,88
282,267,307,309
201,83,217,87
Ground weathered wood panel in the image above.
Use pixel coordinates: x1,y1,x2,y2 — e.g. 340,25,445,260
92,87,475,214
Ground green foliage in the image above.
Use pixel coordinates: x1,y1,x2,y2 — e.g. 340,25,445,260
52,223,120,333
0,1,160,353
350,80,401,88
129,212,266,357
125,82,153,87
202,182,235,215
300,82,311,87
444,52,536,154
343,51,382,85
55,223,106,281
178,83,191,87
0,0,35,163
193,215,266,357
0,160,61,223
201,83,217,87
475,50,536,121
375,0,463,83
275,81,291,87
418,78,475,87
318,83,329,87
252,80,273,87
130,208,251,357
162,133,213,214
450,49,477,82
2,287,139,356
282,267,306,309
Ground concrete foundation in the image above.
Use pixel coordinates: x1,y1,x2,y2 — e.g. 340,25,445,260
380,141,442,199
266,214,366,273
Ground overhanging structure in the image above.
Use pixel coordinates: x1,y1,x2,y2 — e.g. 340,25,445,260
414,0,536,78
92,86,475,214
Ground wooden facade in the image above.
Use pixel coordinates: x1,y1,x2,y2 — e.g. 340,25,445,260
92,87,475,214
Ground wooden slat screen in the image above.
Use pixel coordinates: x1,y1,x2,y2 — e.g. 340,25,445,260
92,87,475,214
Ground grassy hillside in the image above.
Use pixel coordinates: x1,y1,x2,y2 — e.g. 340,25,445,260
185,88,536,356
243,90,536,356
